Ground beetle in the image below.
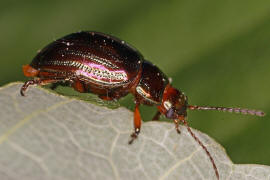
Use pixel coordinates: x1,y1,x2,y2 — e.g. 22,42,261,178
21,31,265,179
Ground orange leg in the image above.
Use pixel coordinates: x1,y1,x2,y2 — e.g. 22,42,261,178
72,80,85,93
98,95,113,101
128,102,141,144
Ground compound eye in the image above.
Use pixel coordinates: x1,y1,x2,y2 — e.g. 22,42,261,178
166,108,175,119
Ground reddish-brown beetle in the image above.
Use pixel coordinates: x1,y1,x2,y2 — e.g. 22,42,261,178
21,31,265,179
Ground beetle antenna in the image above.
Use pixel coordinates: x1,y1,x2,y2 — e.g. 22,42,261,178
188,105,265,117
181,118,219,179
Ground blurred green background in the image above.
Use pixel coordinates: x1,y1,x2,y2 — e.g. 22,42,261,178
1,0,270,166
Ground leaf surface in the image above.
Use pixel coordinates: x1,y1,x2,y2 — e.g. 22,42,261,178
0,83,269,180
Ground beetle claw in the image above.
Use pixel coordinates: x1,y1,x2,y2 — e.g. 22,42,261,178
20,89,26,96
176,128,181,134
128,132,138,144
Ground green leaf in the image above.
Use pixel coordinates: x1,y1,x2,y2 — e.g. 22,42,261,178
0,83,269,180
1,0,270,166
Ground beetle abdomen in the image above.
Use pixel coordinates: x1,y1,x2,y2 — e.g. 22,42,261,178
30,31,144,87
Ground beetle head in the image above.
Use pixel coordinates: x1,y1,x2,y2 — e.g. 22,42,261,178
158,84,188,119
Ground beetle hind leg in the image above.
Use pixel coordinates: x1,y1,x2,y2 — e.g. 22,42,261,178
20,78,69,96
71,80,86,93
21,79,40,96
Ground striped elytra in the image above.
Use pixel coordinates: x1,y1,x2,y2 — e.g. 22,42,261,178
21,31,265,180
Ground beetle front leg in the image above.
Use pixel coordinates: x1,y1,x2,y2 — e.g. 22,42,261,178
174,119,181,134
128,102,141,144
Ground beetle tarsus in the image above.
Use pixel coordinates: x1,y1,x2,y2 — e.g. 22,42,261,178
128,132,138,144
174,119,181,134
176,128,181,134
20,87,26,96
129,102,142,144
128,127,140,144
20,80,39,96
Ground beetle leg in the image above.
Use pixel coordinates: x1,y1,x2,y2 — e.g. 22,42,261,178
99,89,128,101
152,111,161,121
98,95,114,101
50,83,60,90
20,78,68,96
128,102,141,144
71,80,86,93
21,80,36,96
174,119,181,134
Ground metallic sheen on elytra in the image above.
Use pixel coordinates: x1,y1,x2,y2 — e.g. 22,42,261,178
21,31,265,180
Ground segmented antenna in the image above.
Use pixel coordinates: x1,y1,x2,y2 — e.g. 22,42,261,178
184,104,265,179
188,105,265,117
181,119,219,179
